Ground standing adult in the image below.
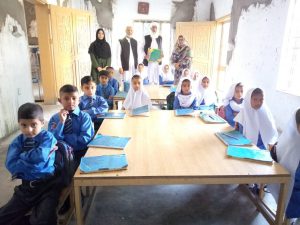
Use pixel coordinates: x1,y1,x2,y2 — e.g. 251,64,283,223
171,35,192,85
117,26,138,82
88,28,111,82
143,22,163,85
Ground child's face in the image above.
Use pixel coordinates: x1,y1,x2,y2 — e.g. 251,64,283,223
181,81,191,95
251,93,264,110
107,70,114,78
99,75,109,85
59,92,79,111
81,81,96,97
193,72,199,81
132,78,141,91
163,65,169,73
201,77,209,89
19,118,44,138
234,86,243,100
183,70,189,77
138,65,144,73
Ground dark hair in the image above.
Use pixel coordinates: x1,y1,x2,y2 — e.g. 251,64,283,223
98,70,109,78
235,82,243,89
59,84,78,95
81,76,94,86
202,76,209,82
296,109,300,126
18,103,44,122
106,66,114,70
181,79,191,85
251,88,263,98
178,35,183,39
96,28,105,41
131,75,141,80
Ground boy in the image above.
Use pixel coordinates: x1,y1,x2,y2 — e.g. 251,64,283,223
96,70,115,109
79,76,108,132
0,103,60,225
49,84,94,168
107,66,119,95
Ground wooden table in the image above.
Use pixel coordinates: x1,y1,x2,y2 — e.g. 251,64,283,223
113,85,171,109
73,111,290,225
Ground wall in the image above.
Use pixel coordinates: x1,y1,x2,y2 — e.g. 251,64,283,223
0,0,34,138
194,0,232,21
226,0,299,130
213,0,233,19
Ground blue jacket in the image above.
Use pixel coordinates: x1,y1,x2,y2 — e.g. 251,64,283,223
286,162,300,218
224,99,243,127
5,130,57,181
79,95,108,121
108,78,119,95
96,83,115,107
48,107,94,152
173,95,198,110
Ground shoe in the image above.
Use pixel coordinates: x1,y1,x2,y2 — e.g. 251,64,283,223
248,184,260,196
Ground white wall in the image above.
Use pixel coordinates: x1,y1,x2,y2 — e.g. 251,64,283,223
226,0,300,131
213,0,233,19
194,0,232,21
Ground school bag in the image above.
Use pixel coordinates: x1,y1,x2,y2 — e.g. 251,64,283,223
166,92,175,110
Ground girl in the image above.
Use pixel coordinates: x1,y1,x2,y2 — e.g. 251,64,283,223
123,75,152,110
223,82,244,127
234,88,278,150
173,78,198,110
196,76,217,108
159,64,174,85
269,108,300,222
175,69,193,94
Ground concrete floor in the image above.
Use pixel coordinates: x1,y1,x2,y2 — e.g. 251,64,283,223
0,104,277,225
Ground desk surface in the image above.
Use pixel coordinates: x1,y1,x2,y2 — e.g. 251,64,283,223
74,111,289,180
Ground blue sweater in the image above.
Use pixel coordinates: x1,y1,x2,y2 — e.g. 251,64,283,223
173,95,198,110
79,95,108,121
96,83,115,107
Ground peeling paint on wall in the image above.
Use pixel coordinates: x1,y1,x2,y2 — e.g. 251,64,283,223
89,0,113,29
171,0,196,28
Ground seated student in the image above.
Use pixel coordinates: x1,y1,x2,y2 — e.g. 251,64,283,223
96,70,115,109
0,103,60,225
135,63,148,85
159,64,174,85
234,88,278,150
196,76,217,109
269,108,300,222
79,76,108,132
107,66,119,95
223,82,244,127
49,84,94,168
123,75,152,110
173,78,198,110
182,68,192,79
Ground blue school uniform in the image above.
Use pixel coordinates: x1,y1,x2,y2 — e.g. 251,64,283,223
238,124,266,150
173,95,198,110
79,95,108,121
108,77,119,95
5,130,57,181
159,75,173,85
224,99,244,127
96,83,114,108
48,107,94,152
286,162,300,218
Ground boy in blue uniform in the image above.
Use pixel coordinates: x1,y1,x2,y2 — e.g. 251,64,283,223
96,70,115,109
107,66,119,95
79,76,108,132
0,103,60,225
49,84,94,168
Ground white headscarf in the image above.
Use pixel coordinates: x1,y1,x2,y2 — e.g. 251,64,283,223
175,69,192,95
160,65,174,82
176,78,196,108
150,22,159,39
269,108,300,206
196,76,216,106
123,77,152,110
234,88,278,147
223,83,244,112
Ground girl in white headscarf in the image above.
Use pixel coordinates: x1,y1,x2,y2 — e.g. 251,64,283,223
234,88,278,149
175,69,193,94
173,78,197,110
196,76,217,108
123,75,152,110
159,64,174,85
269,108,300,221
223,82,244,127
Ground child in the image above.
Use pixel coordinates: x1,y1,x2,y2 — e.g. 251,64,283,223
136,63,148,85
159,64,174,85
181,68,192,79
96,70,115,109
0,103,60,225
107,66,119,95
196,76,217,108
49,84,94,167
223,82,244,127
269,108,300,222
173,78,198,110
123,75,152,110
79,76,108,132
234,88,278,150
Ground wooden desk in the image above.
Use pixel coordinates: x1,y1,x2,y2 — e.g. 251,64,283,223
73,111,290,225
113,85,170,109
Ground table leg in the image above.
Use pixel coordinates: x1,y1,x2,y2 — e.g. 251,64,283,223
74,185,83,225
275,182,289,225
113,99,117,110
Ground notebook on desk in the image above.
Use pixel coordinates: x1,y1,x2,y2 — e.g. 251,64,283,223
199,112,227,124
80,154,128,173
175,108,194,116
88,134,131,149
215,130,252,146
227,146,273,164
131,105,149,116
97,112,126,119
115,91,127,98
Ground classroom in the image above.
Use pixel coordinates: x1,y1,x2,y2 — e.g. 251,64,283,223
0,0,299,225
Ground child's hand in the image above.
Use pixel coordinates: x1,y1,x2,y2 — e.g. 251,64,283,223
119,68,124,74
59,109,69,124
97,67,102,72
234,122,239,131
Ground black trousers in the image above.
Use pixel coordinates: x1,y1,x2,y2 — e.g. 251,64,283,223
0,177,63,225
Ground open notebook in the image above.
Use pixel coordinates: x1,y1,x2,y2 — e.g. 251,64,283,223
227,146,273,164
175,108,194,116
199,112,227,124
97,112,126,119
80,154,128,173
88,134,131,149
215,130,252,146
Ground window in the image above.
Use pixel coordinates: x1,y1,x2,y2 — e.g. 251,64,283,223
277,0,300,96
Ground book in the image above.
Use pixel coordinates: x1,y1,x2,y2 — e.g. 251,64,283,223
175,108,194,116
215,130,252,146
131,105,149,116
80,154,128,173
199,105,215,111
114,91,128,99
148,48,161,62
199,112,227,124
162,83,173,87
97,112,126,119
227,146,273,164
88,134,131,149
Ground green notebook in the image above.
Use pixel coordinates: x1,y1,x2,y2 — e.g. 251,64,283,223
227,146,273,164
148,48,161,62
